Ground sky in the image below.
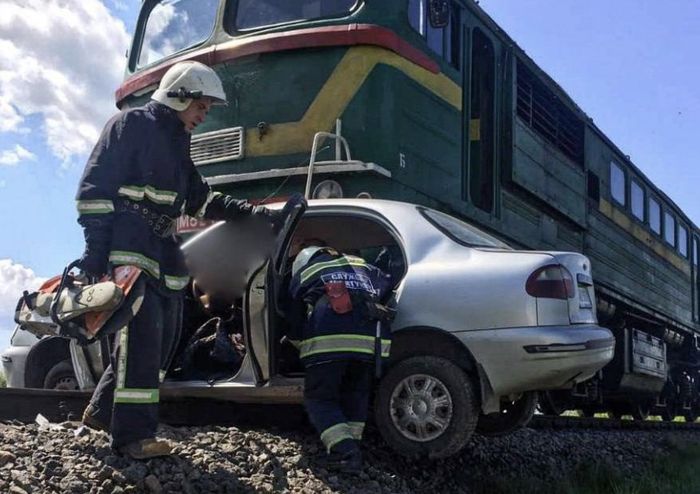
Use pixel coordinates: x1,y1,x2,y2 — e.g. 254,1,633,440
1,0,699,350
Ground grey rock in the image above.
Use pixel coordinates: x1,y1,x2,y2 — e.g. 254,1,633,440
144,474,162,493
0,451,16,466
122,463,149,483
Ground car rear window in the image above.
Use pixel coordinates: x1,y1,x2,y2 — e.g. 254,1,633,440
419,208,511,249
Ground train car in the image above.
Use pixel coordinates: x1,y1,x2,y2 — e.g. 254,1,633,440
117,0,700,420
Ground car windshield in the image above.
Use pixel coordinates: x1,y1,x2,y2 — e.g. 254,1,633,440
137,0,218,68
420,208,511,249
232,0,357,30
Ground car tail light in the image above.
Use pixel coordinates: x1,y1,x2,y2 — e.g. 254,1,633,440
526,265,574,300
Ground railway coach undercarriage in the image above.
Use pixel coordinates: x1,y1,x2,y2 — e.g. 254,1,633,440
541,294,700,422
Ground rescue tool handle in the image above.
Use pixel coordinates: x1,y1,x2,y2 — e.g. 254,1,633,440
375,321,382,379
49,259,82,326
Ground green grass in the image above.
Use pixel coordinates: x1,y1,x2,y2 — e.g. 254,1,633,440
473,442,700,494
0,372,6,388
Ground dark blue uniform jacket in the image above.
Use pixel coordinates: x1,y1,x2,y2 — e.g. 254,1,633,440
288,249,393,366
76,102,255,291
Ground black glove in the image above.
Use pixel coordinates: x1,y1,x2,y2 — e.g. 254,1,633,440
77,223,111,279
258,193,307,234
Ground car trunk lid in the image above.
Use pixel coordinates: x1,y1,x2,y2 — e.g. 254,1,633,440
548,252,597,324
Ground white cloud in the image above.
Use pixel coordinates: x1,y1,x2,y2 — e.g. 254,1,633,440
109,0,129,12
0,259,47,333
0,0,130,164
0,144,36,166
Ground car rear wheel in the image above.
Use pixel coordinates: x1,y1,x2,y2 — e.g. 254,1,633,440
475,391,537,437
375,356,478,459
43,360,79,391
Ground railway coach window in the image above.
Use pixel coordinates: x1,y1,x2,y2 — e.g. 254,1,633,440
609,161,626,206
231,0,358,31
137,0,219,68
631,179,644,221
664,211,676,247
649,197,661,235
678,225,688,257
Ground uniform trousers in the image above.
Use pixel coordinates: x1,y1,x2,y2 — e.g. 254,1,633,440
304,360,373,454
88,278,182,448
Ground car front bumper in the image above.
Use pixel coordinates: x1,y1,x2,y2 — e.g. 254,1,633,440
456,324,614,399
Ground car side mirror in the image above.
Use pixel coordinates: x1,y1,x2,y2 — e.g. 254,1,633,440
428,0,450,28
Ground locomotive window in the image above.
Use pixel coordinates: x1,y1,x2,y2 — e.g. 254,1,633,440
648,197,661,234
408,0,426,35
232,0,357,30
427,20,444,57
664,212,676,247
694,237,699,266
137,0,218,68
678,225,688,257
408,0,462,69
610,162,625,206
630,180,644,221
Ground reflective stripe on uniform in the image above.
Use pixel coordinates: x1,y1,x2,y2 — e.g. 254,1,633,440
117,327,129,389
348,421,365,440
114,388,160,404
118,185,178,205
159,370,167,383
299,257,368,284
76,200,115,215
320,423,353,452
194,190,221,218
298,334,391,359
110,250,160,278
164,275,189,291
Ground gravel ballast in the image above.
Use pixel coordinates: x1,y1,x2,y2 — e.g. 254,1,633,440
1,418,698,493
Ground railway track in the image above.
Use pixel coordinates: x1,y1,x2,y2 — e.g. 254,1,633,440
0,388,305,428
530,414,700,430
2,387,699,432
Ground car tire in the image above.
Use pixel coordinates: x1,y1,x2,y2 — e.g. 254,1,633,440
374,356,478,459
475,391,537,437
43,360,79,391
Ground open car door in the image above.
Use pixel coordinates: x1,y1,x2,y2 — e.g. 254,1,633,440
265,200,308,381
180,201,306,391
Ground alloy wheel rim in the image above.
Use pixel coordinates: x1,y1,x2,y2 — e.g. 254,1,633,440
389,373,453,442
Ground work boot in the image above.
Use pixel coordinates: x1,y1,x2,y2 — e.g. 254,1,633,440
320,448,363,475
81,404,109,433
118,438,173,460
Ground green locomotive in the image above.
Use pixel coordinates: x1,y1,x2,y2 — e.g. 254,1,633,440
118,0,700,420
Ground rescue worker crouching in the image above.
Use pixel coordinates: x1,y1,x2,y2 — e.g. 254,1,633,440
76,60,305,459
288,245,394,474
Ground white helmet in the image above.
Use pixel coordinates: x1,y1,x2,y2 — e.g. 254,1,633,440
152,61,227,111
292,246,325,278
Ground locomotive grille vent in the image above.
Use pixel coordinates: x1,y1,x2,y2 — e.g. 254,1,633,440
516,61,584,167
190,127,245,166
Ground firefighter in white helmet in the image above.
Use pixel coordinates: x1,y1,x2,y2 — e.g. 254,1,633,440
76,60,305,459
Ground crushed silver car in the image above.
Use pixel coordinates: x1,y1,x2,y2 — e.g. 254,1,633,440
18,198,615,458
